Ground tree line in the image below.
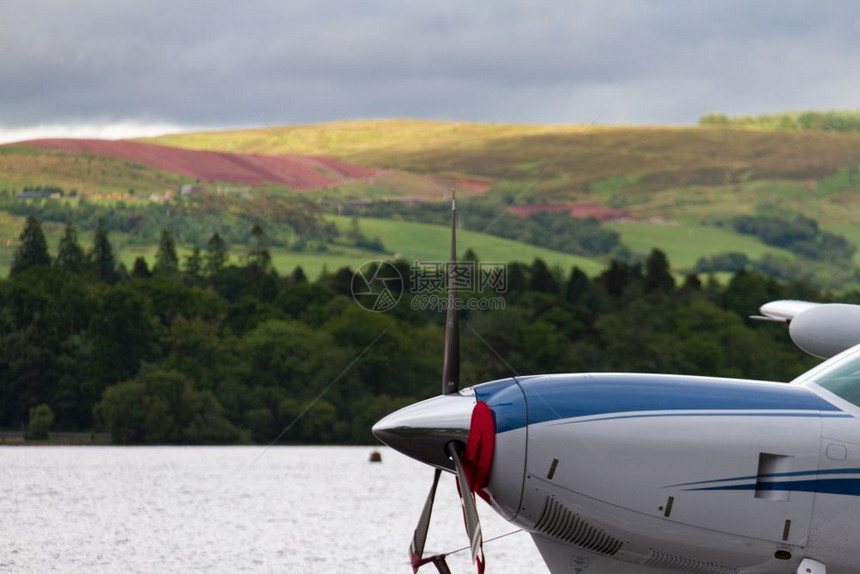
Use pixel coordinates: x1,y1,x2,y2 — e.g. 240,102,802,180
692,215,859,289
700,110,860,133
0,190,338,249
731,214,855,264
1,217,829,444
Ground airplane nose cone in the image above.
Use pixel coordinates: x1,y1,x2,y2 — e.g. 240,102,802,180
372,393,476,471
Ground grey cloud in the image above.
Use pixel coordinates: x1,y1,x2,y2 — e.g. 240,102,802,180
1,0,860,131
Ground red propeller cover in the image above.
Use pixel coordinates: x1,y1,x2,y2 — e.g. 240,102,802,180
463,401,495,502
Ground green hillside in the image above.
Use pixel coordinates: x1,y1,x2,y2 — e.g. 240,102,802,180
92,217,607,279
6,118,860,286
604,221,796,269
329,216,604,274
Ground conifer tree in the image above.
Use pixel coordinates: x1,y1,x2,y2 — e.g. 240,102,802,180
153,229,179,274
564,266,589,303
184,246,202,280
10,215,51,276
601,260,630,299
291,266,308,284
56,222,86,274
529,258,558,294
116,263,130,283
131,256,151,279
682,272,702,292
89,219,118,284
248,224,271,270
205,233,228,276
644,249,675,293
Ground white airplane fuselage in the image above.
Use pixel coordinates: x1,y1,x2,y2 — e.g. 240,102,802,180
373,298,860,573
378,346,860,573
477,370,860,573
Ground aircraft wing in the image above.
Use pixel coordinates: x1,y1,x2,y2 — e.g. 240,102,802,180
756,299,860,359
754,299,821,322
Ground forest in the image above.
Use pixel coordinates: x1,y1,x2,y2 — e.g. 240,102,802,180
0,216,834,444
0,190,337,248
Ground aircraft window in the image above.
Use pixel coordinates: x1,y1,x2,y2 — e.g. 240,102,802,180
812,353,860,406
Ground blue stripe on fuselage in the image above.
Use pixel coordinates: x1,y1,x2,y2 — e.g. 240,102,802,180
690,478,860,496
473,373,842,433
560,411,850,425
670,467,860,488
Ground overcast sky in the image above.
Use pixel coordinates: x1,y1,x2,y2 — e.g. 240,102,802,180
1,1,859,141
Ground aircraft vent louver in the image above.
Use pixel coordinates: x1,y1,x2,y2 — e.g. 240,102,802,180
533,497,624,556
643,549,740,574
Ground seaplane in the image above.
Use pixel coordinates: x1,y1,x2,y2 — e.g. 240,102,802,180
372,197,860,574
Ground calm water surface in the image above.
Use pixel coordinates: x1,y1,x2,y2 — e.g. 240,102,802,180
0,446,548,573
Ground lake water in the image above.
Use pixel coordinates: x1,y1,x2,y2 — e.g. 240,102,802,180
0,446,548,573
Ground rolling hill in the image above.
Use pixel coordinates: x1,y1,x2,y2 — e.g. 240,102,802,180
141,119,860,188
0,144,187,195
1,136,488,201
16,138,381,189
4,119,860,284
140,119,860,225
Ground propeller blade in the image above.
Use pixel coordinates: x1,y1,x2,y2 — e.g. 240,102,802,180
447,442,485,572
442,191,460,395
410,468,442,571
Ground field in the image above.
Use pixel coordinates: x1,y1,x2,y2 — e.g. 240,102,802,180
139,119,573,158
604,221,796,270
0,145,188,195
16,139,382,189
329,216,604,274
